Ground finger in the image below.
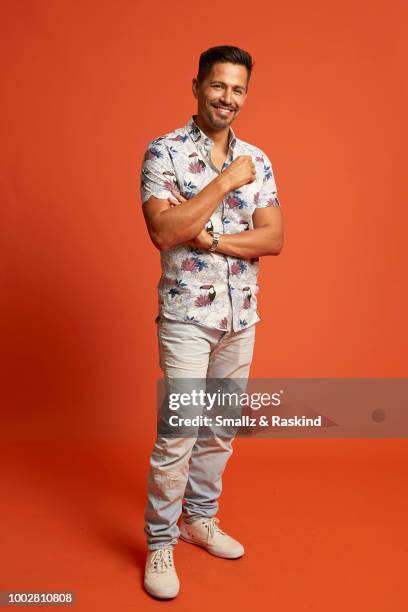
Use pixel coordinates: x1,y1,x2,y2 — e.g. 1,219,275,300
174,191,187,202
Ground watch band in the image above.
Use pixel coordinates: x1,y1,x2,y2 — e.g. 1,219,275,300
209,231,220,252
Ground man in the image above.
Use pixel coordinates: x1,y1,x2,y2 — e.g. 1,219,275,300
140,45,283,599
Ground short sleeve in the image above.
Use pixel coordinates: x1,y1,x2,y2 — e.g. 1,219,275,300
140,139,179,205
256,152,281,208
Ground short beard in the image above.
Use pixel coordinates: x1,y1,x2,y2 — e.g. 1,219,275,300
208,107,232,129
210,117,229,128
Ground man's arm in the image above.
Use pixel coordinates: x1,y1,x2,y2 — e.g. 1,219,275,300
188,206,284,258
140,140,256,251
184,148,283,258
142,176,228,251
213,206,283,258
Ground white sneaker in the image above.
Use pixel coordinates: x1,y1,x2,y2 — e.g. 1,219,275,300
144,548,180,599
179,517,244,559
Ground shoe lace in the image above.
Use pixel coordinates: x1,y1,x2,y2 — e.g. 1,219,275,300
150,549,173,573
202,517,226,541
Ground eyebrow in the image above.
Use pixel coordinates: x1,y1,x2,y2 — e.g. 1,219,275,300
210,81,246,92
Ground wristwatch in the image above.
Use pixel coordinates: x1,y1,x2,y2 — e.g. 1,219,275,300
209,232,220,252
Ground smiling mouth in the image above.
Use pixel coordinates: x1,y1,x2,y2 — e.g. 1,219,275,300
212,105,234,114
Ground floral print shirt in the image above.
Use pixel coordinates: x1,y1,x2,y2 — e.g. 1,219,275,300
140,115,280,332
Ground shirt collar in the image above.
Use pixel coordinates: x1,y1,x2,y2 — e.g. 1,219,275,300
186,115,237,152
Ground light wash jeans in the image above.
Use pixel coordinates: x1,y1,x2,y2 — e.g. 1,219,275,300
144,317,256,550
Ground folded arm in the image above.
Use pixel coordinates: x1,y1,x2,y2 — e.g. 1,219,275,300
217,206,283,257
140,140,256,251
188,205,284,258
142,176,229,251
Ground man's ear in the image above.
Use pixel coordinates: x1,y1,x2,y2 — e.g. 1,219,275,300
192,78,198,99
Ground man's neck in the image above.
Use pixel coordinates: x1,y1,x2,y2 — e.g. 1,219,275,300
193,114,230,153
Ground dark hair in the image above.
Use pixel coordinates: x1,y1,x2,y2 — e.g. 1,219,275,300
197,45,254,86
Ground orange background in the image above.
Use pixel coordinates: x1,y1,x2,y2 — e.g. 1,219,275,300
1,1,407,610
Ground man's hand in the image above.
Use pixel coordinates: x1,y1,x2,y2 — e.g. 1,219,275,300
220,155,256,192
187,227,213,250
169,191,213,250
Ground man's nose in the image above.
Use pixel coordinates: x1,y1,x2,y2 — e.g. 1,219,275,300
220,88,233,106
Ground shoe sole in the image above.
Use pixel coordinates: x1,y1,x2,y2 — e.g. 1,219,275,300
144,584,179,600
179,533,244,559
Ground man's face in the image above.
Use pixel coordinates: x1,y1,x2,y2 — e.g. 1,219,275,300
192,62,249,130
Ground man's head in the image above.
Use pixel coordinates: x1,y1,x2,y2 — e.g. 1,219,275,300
192,45,254,130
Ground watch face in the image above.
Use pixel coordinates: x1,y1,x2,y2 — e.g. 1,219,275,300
205,220,214,234
210,233,219,251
